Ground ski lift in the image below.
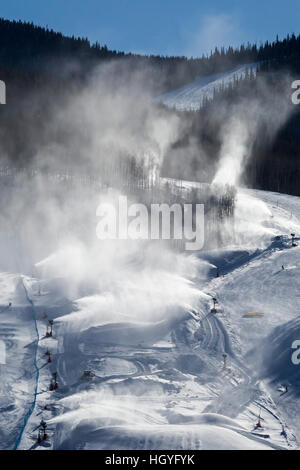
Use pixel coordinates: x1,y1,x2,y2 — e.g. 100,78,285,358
37,429,42,444
45,327,52,338
46,320,53,337
211,297,218,314
50,372,58,390
38,420,48,441
291,233,297,247
222,353,227,370
40,419,47,430
255,408,263,429
49,379,58,391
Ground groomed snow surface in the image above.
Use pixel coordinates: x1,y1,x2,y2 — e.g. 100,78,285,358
156,63,258,111
0,187,300,450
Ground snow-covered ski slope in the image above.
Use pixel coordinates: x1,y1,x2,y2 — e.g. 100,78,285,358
156,63,258,111
0,186,300,450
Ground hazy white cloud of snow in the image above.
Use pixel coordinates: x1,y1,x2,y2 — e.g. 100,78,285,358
212,74,295,187
184,13,243,58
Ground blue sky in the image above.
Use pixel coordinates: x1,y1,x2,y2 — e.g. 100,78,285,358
1,0,300,57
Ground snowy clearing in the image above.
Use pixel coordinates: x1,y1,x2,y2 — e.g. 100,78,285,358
156,63,258,111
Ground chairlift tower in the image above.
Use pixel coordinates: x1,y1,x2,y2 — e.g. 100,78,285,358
211,297,218,314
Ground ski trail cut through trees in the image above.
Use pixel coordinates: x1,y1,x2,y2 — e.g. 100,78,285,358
13,277,40,450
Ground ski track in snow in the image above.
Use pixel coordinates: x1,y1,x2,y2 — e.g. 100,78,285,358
13,278,40,450
1,187,300,449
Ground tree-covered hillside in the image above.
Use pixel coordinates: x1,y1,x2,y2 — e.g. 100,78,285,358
0,18,299,196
